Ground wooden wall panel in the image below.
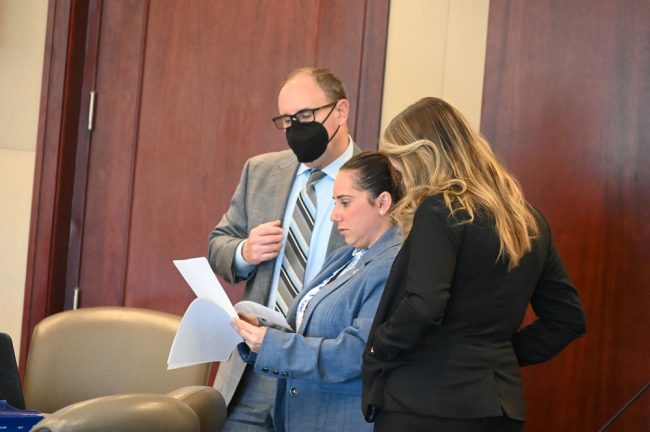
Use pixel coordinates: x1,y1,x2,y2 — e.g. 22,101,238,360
75,0,149,307
481,1,650,430
317,0,390,150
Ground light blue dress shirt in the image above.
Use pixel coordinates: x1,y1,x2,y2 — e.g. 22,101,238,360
233,138,355,308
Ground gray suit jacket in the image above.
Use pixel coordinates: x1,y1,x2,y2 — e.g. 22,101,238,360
208,144,359,403
247,226,402,432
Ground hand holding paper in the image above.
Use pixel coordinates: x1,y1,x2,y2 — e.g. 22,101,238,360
167,257,290,370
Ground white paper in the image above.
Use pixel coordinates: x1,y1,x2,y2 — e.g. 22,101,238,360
173,257,236,317
167,257,241,369
167,298,242,369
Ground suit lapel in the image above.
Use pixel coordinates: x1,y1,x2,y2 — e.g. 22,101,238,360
251,153,298,306
266,154,299,222
287,248,352,330
296,226,401,333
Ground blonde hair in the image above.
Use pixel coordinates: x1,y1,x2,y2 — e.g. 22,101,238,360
382,97,538,269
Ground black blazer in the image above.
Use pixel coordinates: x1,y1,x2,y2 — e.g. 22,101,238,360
362,195,586,422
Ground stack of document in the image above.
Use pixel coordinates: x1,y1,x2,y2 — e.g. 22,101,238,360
167,257,289,370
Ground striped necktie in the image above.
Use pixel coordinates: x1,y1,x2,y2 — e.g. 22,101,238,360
276,169,326,316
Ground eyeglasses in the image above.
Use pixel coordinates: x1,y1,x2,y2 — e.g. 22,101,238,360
272,101,338,130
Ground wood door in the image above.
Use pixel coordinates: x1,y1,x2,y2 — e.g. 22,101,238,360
22,0,389,362
481,1,650,430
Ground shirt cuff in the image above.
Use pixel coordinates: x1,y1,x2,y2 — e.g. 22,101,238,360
237,342,258,364
234,240,256,278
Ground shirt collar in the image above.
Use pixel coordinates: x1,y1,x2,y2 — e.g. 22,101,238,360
352,247,368,257
296,135,354,179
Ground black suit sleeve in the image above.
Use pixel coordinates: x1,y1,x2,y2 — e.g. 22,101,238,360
513,232,587,366
371,200,459,360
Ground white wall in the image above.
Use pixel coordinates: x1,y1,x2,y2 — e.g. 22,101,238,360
0,0,48,358
381,0,490,131
0,150,36,356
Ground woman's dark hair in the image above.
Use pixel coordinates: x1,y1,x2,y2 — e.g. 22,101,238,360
340,152,403,206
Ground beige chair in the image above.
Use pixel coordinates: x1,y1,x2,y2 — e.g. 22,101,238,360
24,307,225,431
31,393,201,432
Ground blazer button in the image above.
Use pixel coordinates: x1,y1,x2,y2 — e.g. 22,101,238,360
272,370,280,375
289,387,299,397
262,367,269,373
281,371,289,377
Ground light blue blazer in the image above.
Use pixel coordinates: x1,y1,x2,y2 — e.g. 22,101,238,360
241,225,401,432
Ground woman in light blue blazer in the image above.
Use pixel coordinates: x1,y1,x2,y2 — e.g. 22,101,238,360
232,152,403,432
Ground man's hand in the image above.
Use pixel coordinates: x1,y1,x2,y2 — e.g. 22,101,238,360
242,220,284,265
232,316,267,353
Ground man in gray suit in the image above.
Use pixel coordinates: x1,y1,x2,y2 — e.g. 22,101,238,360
208,67,359,431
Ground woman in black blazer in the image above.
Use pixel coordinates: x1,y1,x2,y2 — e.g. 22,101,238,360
362,97,586,432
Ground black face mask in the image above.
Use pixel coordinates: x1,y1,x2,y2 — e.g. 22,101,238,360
285,107,340,163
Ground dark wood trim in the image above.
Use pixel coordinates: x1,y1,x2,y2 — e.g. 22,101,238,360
20,0,89,373
65,0,102,310
355,0,390,151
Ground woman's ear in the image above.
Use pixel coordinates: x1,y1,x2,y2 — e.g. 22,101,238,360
377,191,392,216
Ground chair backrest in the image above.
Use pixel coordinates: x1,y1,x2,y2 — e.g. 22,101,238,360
0,333,25,409
24,307,210,413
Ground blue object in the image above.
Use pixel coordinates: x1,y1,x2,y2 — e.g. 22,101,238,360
0,333,25,410
0,400,44,431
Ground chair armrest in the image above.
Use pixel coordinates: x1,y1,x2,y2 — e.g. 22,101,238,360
166,386,226,432
30,393,199,432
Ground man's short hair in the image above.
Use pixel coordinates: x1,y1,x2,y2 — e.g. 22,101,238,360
281,67,347,102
